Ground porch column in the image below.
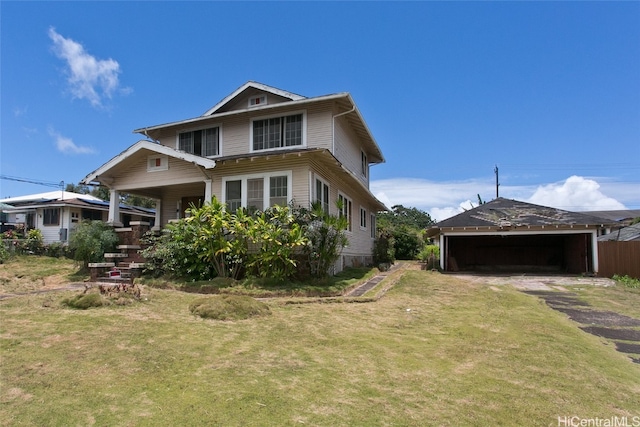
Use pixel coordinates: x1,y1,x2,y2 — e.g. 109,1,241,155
204,179,213,203
440,234,446,270
108,189,123,227
153,199,161,231
591,230,599,274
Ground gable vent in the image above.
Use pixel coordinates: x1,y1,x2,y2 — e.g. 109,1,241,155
249,95,267,108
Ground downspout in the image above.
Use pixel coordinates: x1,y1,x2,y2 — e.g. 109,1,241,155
332,105,356,156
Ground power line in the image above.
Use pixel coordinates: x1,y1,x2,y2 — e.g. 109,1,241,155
1,175,64,189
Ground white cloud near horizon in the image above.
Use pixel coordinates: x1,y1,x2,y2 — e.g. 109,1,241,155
48,128,95,154
48,27,129,108
371,175,630,222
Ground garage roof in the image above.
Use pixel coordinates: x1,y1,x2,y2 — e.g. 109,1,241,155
434,198,614,229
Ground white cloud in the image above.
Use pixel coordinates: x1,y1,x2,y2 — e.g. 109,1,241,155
526,176,625,211
371,175,628,222
48,27,129,108
48,128,95,154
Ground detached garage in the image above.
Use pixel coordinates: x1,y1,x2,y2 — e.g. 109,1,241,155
428,198,613,274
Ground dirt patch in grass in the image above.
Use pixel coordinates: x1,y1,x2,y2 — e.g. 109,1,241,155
552,307,640,327
614,342,640,355
580,326,640,342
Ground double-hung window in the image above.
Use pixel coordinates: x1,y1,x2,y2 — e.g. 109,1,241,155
360,207,367,230
314,177,330,214
338,193,353,232
178,126,220,157
223,171,292,212
43,208,60,226
252,113,303,151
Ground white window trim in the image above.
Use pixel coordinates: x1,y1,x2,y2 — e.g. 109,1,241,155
147,155,169,172
360,206,367,230
175,123,223,158
361,150,368,178
222,170,293,211
370,213,376,239
338,192,353,233
248,94,267,108
313,174,331,214
249,110,307,153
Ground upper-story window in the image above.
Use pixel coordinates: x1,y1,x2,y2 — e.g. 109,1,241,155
252,113,304,151
361,150,368,178
178,126,220,157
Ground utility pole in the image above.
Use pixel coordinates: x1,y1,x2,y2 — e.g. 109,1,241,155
494,165,500,198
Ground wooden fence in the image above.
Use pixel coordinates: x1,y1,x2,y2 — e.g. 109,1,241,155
597,241,640,279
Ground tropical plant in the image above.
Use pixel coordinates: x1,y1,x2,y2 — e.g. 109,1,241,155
245,205,308,281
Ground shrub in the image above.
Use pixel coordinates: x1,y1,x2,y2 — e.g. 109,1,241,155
62,292,108,309
296,204,348,278
373,232,395,265
69,221,119,268
0,242,10,264
23,229,45,254
417,244,440,269
613,274,640,289
189,295,271,320
44,242,67,258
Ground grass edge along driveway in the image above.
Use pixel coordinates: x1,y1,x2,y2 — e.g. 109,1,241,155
1,270,639,426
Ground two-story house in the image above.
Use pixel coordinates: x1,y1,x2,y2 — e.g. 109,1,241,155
82,82,386,271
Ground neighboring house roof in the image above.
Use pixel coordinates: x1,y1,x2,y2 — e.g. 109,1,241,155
0,191,103,204
82,139,217,185
598,223,640,242
432,198,614,231
584,209,640,224
132,81,385,164
5,197,155,217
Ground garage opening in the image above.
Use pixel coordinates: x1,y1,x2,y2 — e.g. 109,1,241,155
446,233,593,274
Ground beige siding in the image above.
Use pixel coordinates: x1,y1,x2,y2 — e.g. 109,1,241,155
154,101,335,158
334,117,368,187
112,153,209,191
308,162,375,259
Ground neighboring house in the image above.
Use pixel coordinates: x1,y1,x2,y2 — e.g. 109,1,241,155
82,81,386,270
598,223,640,242
586,209,640,227
0,191,155,244
427,198,615,274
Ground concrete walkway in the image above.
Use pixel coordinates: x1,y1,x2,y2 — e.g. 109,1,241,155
345,262,407,297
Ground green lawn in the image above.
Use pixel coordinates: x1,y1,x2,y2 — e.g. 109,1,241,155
1,264,639,426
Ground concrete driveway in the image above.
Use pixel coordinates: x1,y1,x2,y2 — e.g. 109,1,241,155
449,273,615,291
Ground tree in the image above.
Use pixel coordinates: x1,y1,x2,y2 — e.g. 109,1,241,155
376,205,434,260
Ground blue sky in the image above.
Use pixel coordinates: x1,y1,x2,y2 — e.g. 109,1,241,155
1,1,638,220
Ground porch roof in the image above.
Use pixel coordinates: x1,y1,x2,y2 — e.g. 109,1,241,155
82,140,216,185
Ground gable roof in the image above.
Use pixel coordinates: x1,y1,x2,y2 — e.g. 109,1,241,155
203,81,306,116
82,140,216,185
132,82,385,164
434,198,614,229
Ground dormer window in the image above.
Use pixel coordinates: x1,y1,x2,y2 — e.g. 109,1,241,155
251,113,304,151
249,94,267,108
178,126,220,157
